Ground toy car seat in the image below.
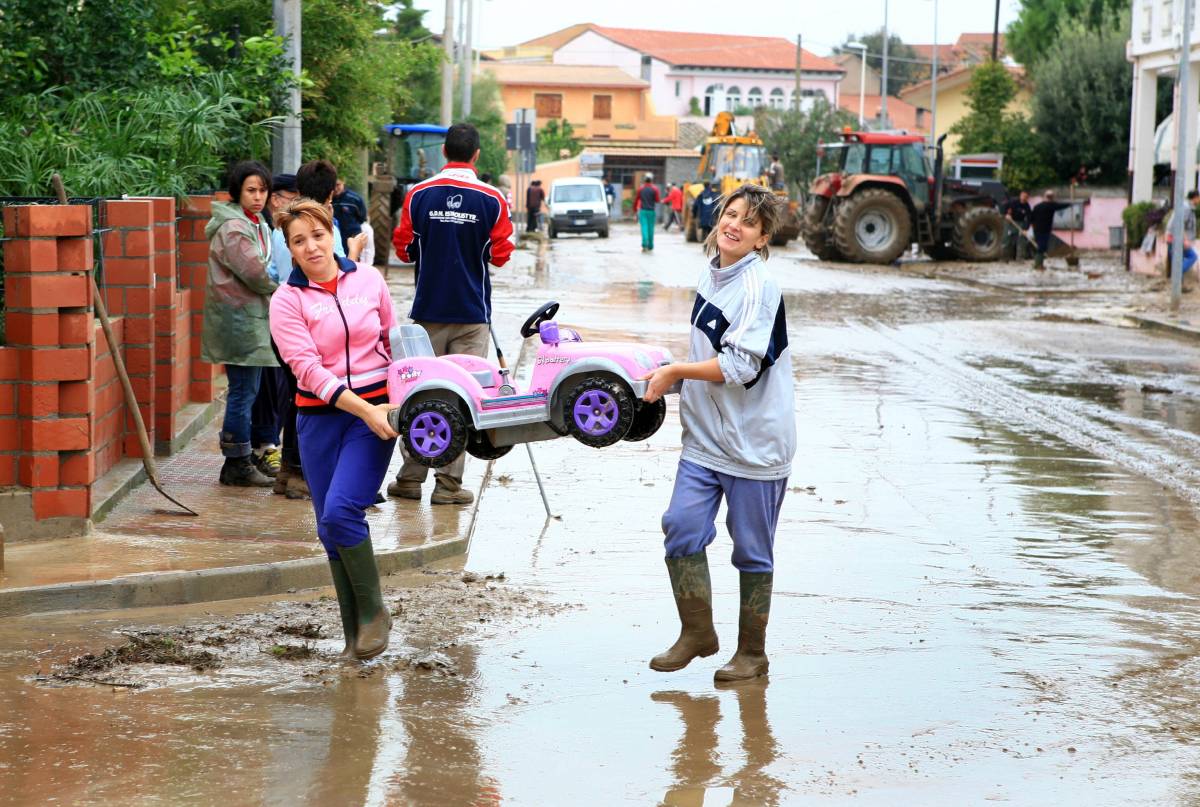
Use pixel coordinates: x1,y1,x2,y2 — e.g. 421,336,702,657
539,321,582,346
389,324,435,359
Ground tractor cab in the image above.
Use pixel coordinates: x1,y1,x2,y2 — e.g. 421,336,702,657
814,132,933,209
367,123,450,266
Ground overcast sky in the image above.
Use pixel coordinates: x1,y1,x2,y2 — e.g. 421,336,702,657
408,0,1023,57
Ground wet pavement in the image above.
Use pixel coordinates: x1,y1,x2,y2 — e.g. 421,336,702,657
6,223,1200,803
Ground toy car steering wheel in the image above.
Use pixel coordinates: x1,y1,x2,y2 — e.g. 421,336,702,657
521,301,560,338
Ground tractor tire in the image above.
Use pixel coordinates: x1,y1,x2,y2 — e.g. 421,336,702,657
368,192,393,267
801,198,843,262
951,206,1006,262
686,219,699,243
831,189,912,264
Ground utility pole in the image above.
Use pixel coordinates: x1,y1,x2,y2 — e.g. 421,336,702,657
440,0,455,126
992,0,1001,61
794,34,802,110
272,0,302,174
880,0,890,127
931,0,939,144
1170,0,1195,309
461,0,474,118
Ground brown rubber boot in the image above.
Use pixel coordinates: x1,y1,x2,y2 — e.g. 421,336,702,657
649,552,719,672
286,471,310,500
714,572,772,683
272,463,292,496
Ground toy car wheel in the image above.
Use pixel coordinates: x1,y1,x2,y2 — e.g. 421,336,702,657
465,429,513,461
562,375,634,448
400,399,467,468
623,398,666,442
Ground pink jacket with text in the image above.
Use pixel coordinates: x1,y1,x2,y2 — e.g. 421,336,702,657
269,256,396,413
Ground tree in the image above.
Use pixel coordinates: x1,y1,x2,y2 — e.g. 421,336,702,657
1029,21,1131,184
838,30,924,96
463,74,509,179
949,62,1055,190
754,99,857,191
1007,0,1127,67
536,119,583,163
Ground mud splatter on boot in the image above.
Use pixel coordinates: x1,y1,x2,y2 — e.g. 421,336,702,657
650,552,719,672
327,559,358,659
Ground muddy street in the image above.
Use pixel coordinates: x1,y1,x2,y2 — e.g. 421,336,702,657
6,222,1200,805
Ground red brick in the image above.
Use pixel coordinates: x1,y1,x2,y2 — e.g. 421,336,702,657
179,241,209,265
0,386,14,416
124,316,153,344
104,200,153,229
18,384,58,417
132,197,175,223
154,252,175,280
59,312,92,346
154,227,176,254
124,346,153,376
124,287,153,314
57,237,94,271
154,281,175,307
19,454,58,487
102,230,122,258
59,451,95,486
5,312,59,347
12,206,90,238
5,238,58,272
32,488,90,520
0,457,15,487
103,256,153,286
2,207,17,233
0,420,17,451
183,196,213,216
27,417,89,451
124,229,151,257
59,381,92,415
190,379,214,403
0,351,17,381
23,347,89,382
7,273,90,308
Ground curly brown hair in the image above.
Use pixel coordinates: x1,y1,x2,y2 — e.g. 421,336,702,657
702,183,783,261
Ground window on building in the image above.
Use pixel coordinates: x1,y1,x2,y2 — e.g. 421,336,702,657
534,93,563,119
704,84,721,116
747,87,763,107
769,87,785,110
593,94,612,120
1162,0,1174,35
641,55,652,81
675,80,681,97
726,86,741,111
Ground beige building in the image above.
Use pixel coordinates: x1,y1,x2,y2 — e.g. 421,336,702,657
899,64,1031,154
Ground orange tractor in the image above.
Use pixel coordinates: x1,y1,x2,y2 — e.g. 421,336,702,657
802,131,1007,264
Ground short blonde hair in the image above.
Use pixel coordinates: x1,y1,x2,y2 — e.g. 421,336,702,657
703,183,783,261
274,198,334,242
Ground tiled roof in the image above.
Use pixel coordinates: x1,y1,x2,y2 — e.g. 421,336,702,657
522,24,843,73
485,63,649,88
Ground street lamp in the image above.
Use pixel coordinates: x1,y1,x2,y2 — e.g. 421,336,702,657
845,41,868,128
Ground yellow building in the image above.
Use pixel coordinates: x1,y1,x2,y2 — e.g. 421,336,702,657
898,64,1031,155
484,62,677,148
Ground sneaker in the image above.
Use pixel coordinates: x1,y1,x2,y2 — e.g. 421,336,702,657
431,486,475,505
253,447,281,477
387,480,423,500
219,456,273,488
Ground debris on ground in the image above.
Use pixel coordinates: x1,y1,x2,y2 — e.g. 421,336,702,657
269,643,317,661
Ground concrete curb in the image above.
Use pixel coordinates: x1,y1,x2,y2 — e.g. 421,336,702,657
1129,314,1200,341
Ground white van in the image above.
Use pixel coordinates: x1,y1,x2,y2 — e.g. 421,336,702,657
547,177,609,239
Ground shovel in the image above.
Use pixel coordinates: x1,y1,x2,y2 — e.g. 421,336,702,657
51,174,197,516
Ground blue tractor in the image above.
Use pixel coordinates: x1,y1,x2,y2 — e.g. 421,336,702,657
368,124,449,266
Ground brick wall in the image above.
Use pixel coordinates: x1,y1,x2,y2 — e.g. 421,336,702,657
0,196,220,535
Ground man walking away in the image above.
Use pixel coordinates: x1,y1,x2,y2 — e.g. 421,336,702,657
768,154,785,191
332,179,368,255
693,181,721,242
634,173,661,252
1029,190,1071,270
1003,190,1032,260
664,183,684,231
389,123,514,504
525,179,545,233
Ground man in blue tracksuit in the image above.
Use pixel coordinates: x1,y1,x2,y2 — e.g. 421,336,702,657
388,123,514,505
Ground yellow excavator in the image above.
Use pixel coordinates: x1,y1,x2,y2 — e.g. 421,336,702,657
682,111,802,245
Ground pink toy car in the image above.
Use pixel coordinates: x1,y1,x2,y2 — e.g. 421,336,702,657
386,301,675,467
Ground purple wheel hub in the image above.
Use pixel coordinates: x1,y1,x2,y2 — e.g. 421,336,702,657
409,411,452,458
572,389,619,436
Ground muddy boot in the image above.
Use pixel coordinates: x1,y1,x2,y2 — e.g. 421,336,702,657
714,572,772,683
430,481,474,505
219,456,273,487
387,479,423,500
286,471,311,500
338,538,392,660
649,552,719,672
272,463,292,496
327,559,358,659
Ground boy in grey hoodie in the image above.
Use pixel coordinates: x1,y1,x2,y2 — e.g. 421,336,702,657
641,184,796,683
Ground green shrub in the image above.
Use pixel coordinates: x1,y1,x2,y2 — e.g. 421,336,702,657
1122,201,1157,247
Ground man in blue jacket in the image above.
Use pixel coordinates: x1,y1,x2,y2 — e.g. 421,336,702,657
388,123,514,505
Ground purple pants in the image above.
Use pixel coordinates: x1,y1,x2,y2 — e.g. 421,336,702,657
661,459,787,573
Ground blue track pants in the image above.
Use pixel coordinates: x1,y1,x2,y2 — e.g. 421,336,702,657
298,410,396,559
661,459,787,573
639,209,656,250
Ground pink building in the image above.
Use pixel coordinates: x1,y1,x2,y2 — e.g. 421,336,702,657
519,24,844,118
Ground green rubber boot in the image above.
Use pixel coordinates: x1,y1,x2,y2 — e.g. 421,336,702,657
649,551,719,672
714,572,773,683
338,539,392,660
327,559,358,659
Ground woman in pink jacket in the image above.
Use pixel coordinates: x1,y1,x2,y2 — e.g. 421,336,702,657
269,198,398,661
